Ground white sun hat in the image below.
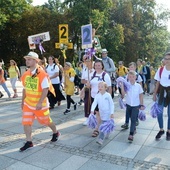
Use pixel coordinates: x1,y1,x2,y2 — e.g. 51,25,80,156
24,51,40,62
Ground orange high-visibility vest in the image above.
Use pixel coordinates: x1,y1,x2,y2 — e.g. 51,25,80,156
21,67,55,108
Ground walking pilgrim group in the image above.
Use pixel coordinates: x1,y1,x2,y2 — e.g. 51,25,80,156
1,49,170,151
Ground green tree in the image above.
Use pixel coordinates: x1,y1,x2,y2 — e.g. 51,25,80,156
0,0,31,30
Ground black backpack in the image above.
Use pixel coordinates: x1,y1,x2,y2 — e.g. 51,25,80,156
143,66,150,80
69,72,80,86
46,64,62,82
91,71,106,81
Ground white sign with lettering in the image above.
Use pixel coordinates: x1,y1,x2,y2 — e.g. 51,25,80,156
28,32,50,44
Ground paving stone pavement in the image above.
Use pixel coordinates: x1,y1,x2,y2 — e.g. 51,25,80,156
0,80,170,170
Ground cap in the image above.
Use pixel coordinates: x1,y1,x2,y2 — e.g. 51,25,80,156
24,52,40,62
65,62,72,67
102,49,108,53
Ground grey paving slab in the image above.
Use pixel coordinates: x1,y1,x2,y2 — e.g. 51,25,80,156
78,159,127,170
53,155,89,170
0,141,44,160
113,130,149,145
22,148,72,169
100,140,141,159
57,121,86,134
144,135,170,149
135,146,170,166
5,124,25,134
0,155,17,170
5,161,45,170
72,126,93,136
0,121,20,130
57,133,94,147
83,130,120,152
1,81,170,170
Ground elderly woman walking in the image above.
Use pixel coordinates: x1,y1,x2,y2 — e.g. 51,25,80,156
63,62,77,114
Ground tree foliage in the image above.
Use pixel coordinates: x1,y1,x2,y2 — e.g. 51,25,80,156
0,0,170,67
0,0,30,30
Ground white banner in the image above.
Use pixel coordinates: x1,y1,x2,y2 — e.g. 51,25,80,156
28,32,50,44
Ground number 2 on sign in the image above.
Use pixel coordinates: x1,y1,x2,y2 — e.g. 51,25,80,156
83,28,91,43
60,26,67,38
59,24,68,43
81,24,92,47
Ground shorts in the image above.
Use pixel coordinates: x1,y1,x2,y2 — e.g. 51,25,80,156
22,104,52,126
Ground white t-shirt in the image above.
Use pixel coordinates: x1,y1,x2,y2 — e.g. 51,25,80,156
126,82,143,107
90,71,111,98
154,66,170,87
81,67,95,81
46,64,60,84
91,92,114,121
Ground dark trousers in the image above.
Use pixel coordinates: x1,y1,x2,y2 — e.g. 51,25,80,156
145,79,150,93
48,83,65,107
66,95,75,109
84,89,91,118
84,89,99,118
126,104,139,135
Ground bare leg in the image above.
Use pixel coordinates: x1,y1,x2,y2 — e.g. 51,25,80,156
95,111,101,130
24,125,32,141
48,122,57,133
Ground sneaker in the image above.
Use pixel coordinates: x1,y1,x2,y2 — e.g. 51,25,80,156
166,132,170,141
105,133,110,139
19,141,33,152
121,123,129,129
51,131,61,142
136,121,139,126
0,93,4,98
96,138,103,145
57,101,61,106
128,135,133,141
63,109,70,115
49,106,54,110
83,118,89,126
75,92,79,95
6,97,12,101
13,94,18,98
74,103,77,110
155,130,165,140
78,101,82,105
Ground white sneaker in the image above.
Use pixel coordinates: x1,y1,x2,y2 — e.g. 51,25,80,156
83,118,89,126
96,138,103,145
105,133,110,139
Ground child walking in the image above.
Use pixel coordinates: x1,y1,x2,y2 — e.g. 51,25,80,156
90,82,114,145
120,70,145,141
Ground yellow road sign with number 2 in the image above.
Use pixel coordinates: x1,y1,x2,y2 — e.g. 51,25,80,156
59,24,68,43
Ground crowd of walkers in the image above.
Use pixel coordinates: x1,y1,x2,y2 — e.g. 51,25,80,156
1,49,170,151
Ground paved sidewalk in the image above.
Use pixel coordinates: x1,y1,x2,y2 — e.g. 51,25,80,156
0,80,170,170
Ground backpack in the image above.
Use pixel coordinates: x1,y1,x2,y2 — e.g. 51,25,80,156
159,66,164,78
106,57,112,68
69,72,80,86
143,65,150,80
91,71,106,81
3,70,8,80
46,64,62,82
